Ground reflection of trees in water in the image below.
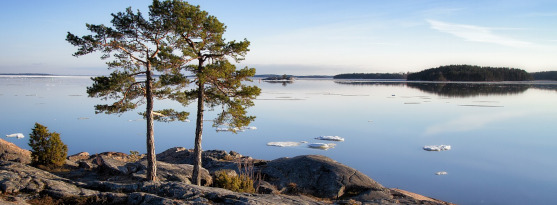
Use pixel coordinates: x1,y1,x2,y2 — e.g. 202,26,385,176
334,80,557,97
406,83,530,97
530,84,557,92
333,81,406,87
263,81,293,87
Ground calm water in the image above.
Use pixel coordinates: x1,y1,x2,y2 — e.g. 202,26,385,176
1,76,557,205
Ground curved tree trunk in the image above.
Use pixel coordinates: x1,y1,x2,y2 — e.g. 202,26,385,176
145,66,157,181
192,61,205,186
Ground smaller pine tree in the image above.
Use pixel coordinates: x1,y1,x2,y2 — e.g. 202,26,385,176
28,123,68,168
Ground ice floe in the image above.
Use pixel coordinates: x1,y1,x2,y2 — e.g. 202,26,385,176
6,133,24,139
423,145,451,151
435,171,448,175
267,141,305,147
315,136,344,141
77,117,90,120
308,143,336,150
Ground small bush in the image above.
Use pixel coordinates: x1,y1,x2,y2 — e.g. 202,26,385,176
213,169,255,193
28,123,68,168
128,150,141,162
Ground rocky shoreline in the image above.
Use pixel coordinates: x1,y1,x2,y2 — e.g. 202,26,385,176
0,138,454,204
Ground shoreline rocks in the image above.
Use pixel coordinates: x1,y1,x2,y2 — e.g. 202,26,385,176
0,144,454,205
0,138,31,164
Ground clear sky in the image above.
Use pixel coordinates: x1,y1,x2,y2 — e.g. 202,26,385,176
1,0,556,75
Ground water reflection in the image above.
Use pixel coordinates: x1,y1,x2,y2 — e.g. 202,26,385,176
334,80,405,87
334,80,557,97
406,83,529,97
263,80,293,86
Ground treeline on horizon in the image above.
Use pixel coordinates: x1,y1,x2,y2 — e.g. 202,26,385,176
333,73,407,79
407,65,532,81
335,65,557,81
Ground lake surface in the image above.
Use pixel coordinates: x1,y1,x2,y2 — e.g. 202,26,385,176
1,75,557,205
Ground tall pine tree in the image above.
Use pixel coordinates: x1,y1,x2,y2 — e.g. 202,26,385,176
152,0,260,185
67,4,189,181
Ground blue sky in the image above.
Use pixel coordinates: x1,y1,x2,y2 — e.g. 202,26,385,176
1,0,556,75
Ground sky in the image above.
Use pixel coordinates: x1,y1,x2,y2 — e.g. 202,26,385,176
1,0,556,75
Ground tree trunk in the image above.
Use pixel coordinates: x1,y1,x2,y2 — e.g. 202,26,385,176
145,66,157,181
192,61,205,186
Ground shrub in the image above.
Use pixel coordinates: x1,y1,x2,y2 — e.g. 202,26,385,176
128,150,141,162
213,169,255,193
28,123,68,168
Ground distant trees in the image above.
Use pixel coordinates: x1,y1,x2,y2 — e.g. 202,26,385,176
333,73,406,79
407,65,532,81
531,71,557,81
28,123,68,168
154,0,260,185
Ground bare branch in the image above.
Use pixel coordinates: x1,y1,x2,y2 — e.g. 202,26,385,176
117,81,144,105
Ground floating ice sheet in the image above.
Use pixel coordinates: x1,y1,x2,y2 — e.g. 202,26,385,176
308,143,336,150
315,136,344,141
6,133,24,139
423,145,451,151
267,141,304,147
435,171,448,175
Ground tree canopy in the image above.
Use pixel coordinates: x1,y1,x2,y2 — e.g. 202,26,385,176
66,2,191,181
531,71,557,81
407,65,532,81
152,0,260,185
28,123,68,168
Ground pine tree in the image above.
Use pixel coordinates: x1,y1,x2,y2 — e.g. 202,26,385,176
66,4,189,181
152,0,261,185
28,123,68,168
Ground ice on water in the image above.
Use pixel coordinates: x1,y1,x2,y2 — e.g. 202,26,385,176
423,145,451,151
6,133,24,139
315,136,344,141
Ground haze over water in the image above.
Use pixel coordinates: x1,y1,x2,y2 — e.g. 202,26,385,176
1,76,557,205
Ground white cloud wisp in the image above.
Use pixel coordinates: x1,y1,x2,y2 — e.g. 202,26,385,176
427,19,533,48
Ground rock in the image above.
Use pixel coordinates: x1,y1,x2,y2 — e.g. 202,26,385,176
78,161,96,169
0,161,99,198
0,195,30,205
64,159,80,169
257,180,280,194
67,151,90,161
98,155,136,175
0,142,454,205
127,192,183,205
261,155,390,199
92,152,129,161
93,153,212,185
132,159,212,185
0,138,31,164
229,151,243,159
157,147,244,172
390,188,453,205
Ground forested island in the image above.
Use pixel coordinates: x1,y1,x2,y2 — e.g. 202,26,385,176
333,73,406,79
531,71,557,81
406,65,532,81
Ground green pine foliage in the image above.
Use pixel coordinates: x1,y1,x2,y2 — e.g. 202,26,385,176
531,71,557,81
151,0,261,185
28,123,68,168
213,170,255,193
407,65,532,81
